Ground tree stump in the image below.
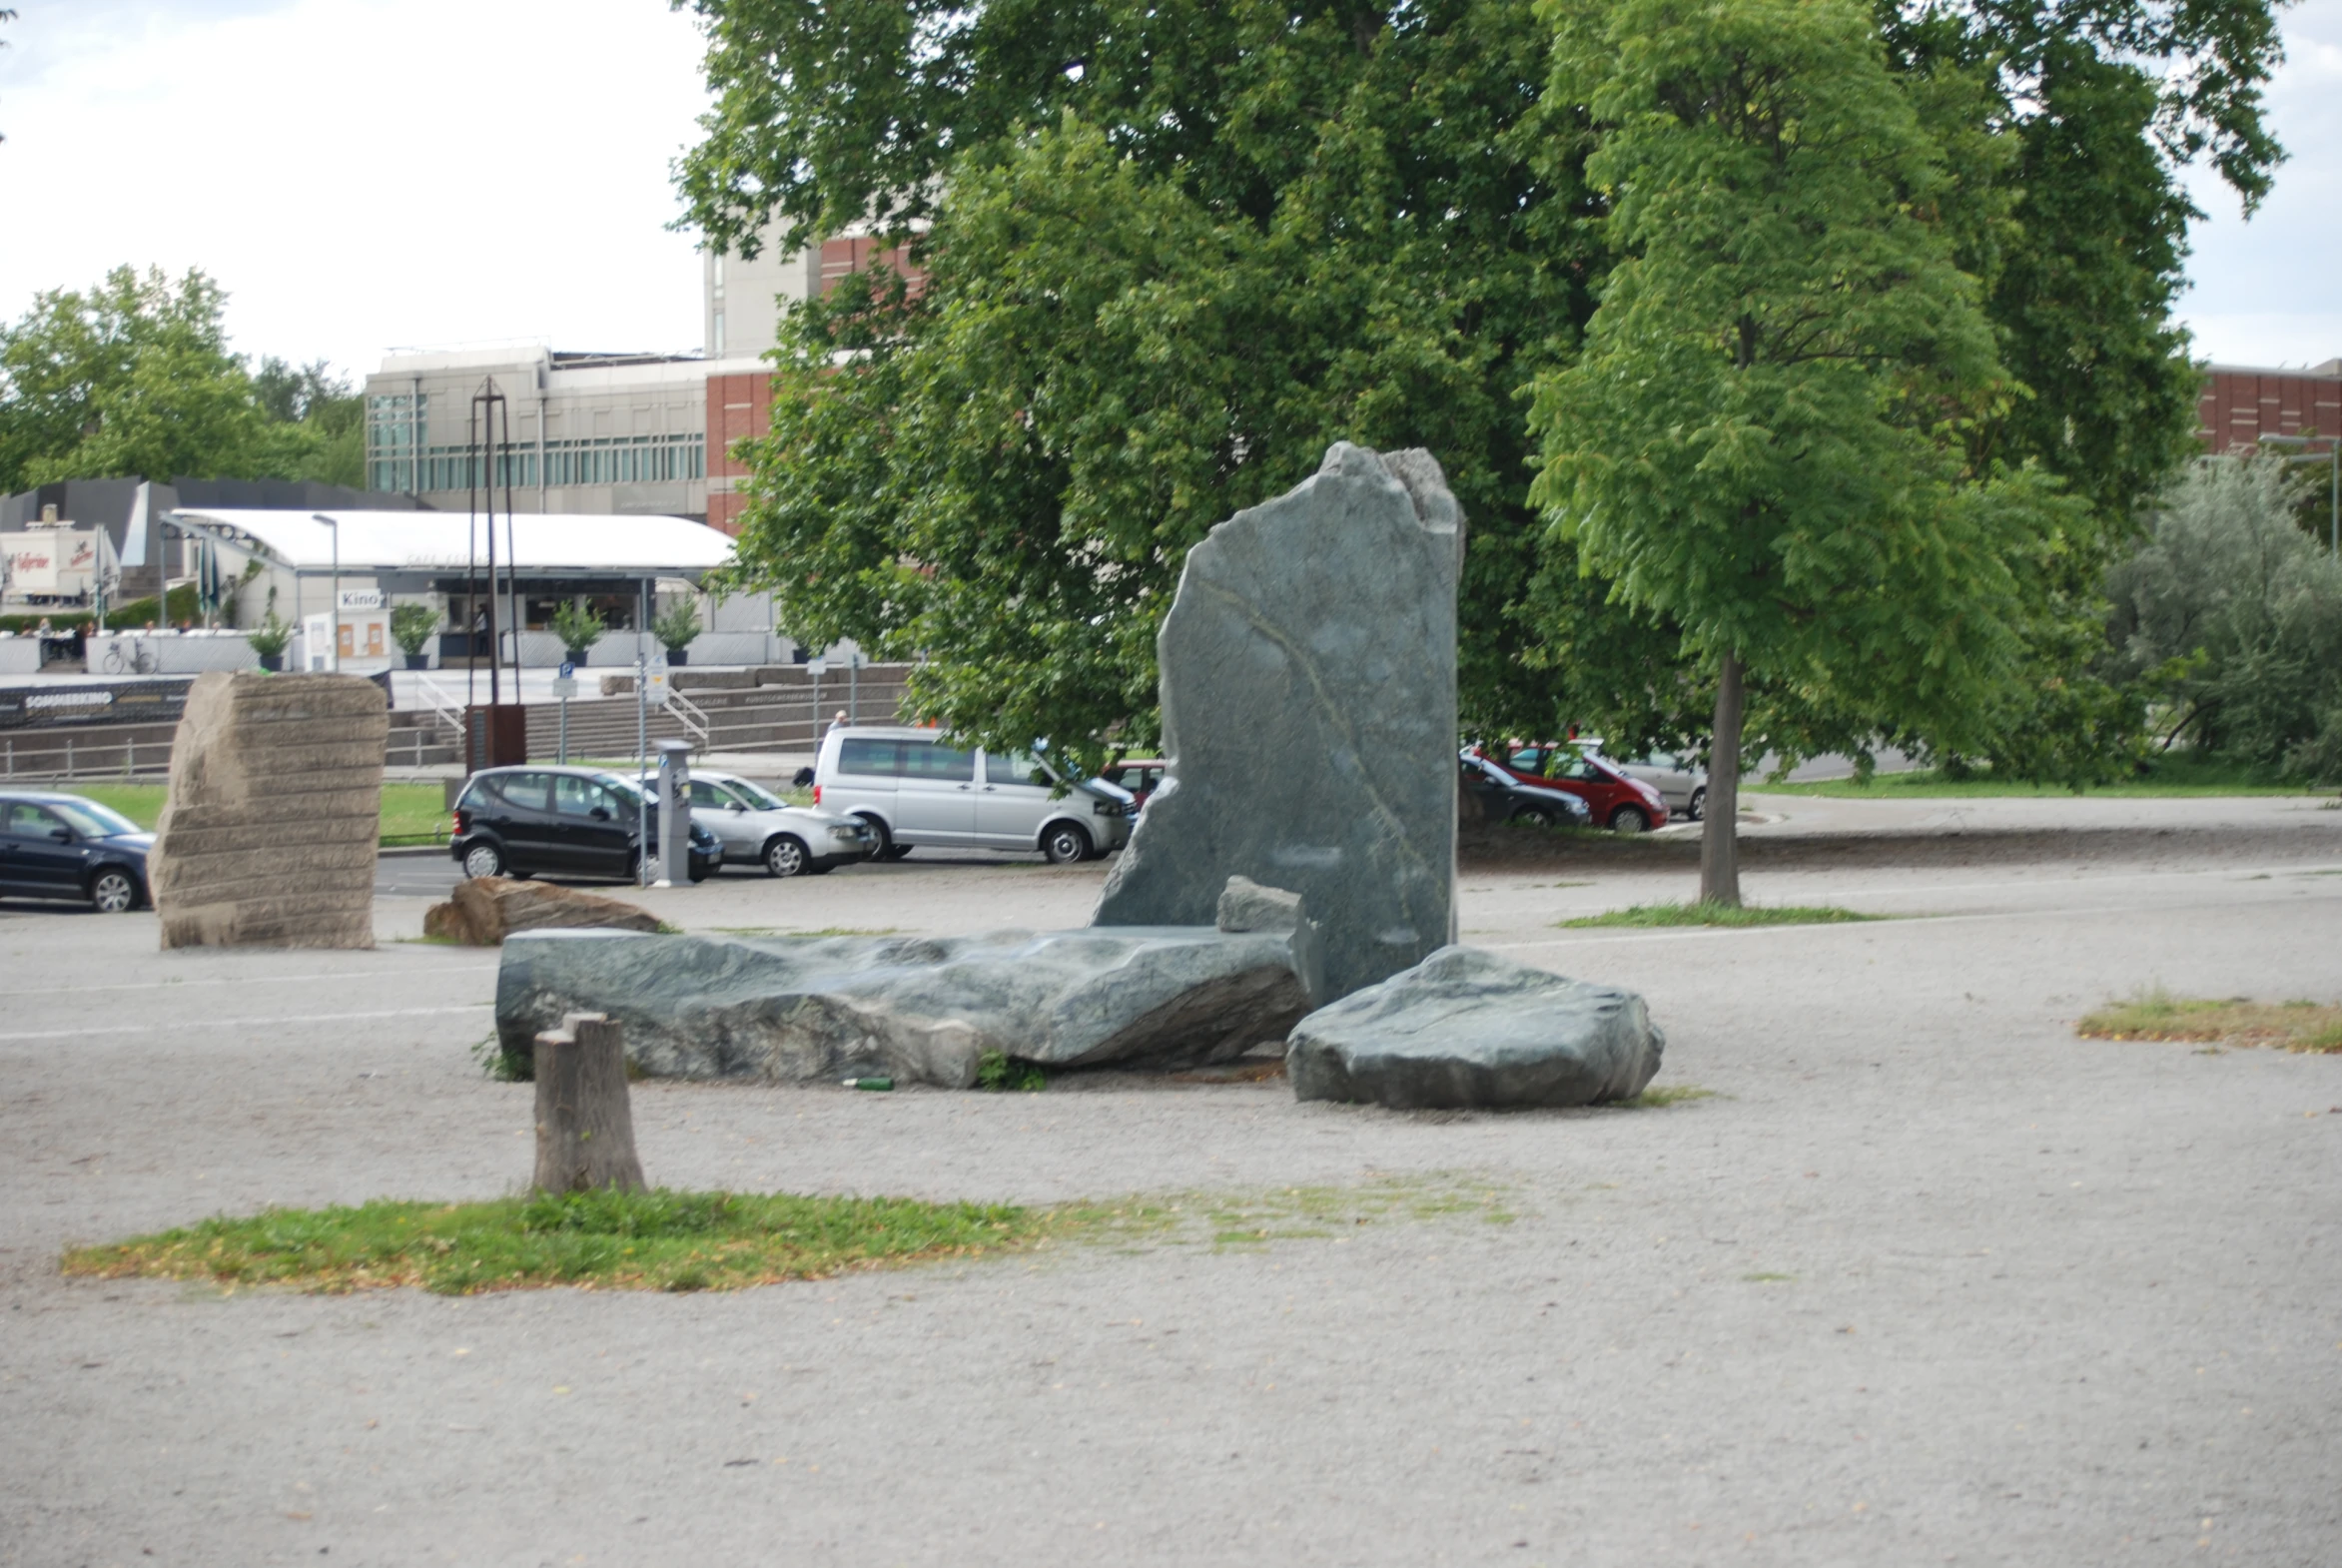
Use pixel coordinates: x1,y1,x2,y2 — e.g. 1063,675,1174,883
532,1013,647,1194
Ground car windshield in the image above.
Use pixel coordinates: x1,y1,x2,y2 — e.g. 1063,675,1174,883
47,798,142,837
722,777,788,810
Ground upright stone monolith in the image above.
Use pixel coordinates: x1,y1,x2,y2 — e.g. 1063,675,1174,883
150,670,388,949
1094,442,1460,1000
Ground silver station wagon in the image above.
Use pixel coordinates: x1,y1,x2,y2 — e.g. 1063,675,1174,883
686,770,877,877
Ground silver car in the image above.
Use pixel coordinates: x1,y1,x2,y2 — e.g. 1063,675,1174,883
1586,742,1708,822
811,725,1135,864
687,770,876,877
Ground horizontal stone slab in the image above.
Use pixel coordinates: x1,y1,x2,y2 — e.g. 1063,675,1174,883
495,925,1319,1087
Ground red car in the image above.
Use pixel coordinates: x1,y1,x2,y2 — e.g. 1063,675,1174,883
1485,743,1669,833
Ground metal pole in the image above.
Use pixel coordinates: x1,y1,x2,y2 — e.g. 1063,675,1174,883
313,514,340,674
636,576,650,885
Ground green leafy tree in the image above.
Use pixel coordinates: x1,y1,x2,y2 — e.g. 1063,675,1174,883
0,268,267,488
0,268,361,490
2104,454,2342,773
1528,0,2078,903
675,0,2289,783
250,357,365,487
686,0,1592,771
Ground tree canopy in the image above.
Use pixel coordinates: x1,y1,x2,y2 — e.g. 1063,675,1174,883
1530,0,2080,901
674,0,2293,780
0,266,361,493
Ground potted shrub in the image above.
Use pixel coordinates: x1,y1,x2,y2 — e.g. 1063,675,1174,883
247,609,294,672
390,602,440,670
551,598,606,665
652,600,701,667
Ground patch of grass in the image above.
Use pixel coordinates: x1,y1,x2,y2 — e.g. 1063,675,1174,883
976,1049,1048,1093
60,1187,1089,1296
1193,1174,1517,1249
1559,901,1884,930
1754,752,2325,799
2076,988,2342,1054
60,1173,1516,1294
72,782,452,847
1610,1084,1722,1109
468,1033,529,1083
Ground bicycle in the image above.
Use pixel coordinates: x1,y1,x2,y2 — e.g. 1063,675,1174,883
100,637,159,676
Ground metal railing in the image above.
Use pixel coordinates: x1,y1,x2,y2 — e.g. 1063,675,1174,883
2,733,173,783
411,675,468,741
664,688,711,744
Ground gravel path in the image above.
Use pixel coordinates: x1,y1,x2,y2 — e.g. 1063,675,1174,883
3,818,2339,1566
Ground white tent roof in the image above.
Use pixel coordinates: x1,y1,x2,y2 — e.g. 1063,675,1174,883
167,508,735,578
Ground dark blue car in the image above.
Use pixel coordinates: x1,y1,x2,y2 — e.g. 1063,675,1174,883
0,791,153,912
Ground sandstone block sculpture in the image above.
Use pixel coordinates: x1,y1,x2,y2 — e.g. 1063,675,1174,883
495,921,1319,1087
149,671,388,949
1095,441,1460,1000
424,877,661,946
1287,946,1664,1110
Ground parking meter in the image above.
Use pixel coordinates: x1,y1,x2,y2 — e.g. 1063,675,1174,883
655,739,693,887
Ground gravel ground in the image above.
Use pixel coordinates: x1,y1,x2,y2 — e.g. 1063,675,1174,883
4,812,2340,1568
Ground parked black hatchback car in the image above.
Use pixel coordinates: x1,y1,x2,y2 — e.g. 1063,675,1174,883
0,791,153,912
1459,754,1594,829
449,767,721,884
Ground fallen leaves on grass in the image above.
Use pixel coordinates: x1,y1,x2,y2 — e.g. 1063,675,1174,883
2076,990,2342,1054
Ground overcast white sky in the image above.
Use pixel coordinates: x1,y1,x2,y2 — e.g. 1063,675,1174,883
0,0,2337,386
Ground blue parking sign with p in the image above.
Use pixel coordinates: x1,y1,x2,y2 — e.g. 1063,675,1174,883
558,660,575,679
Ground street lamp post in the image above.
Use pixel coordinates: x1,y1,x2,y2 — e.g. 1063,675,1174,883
2256,433,2339,556
312,512,341,671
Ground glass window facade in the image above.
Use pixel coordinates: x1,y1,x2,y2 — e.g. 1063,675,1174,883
367,422,706,495
365,393,426,492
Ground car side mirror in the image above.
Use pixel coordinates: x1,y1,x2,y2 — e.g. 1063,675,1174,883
590,806,611,821
50,827,74,843
792,766,815,788
728,801,746,812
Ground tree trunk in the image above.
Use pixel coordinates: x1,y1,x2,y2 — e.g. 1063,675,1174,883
532,1013,646,1194
1699,650,1745,908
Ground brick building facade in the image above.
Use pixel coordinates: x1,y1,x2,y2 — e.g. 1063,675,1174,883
2196,361,2342,454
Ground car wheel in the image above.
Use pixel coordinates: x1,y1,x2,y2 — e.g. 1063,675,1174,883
460,841,505,880
855,814,907,862
1686,787,1706,822
1609,805,1650,834
764,835,810,878
1043,822,1093,865
1513,806,1555,829
89,868,138,913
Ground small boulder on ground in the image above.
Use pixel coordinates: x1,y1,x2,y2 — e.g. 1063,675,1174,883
1287,945,1663,1110
424,877,660,946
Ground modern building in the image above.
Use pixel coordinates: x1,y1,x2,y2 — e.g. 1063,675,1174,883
365,223,925,532
362,345,759,522
2196,360,2342,453
164,506,781,672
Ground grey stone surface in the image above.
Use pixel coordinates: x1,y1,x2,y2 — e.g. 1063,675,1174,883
149,670,387,950
1095,441,1460,1001
1214,875,1325,1010
495,924,1318,1087
1287,945,1664,1110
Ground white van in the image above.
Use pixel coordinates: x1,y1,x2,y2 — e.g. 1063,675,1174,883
811,725,1136,863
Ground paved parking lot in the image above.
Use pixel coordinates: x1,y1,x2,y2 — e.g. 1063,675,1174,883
4,797,2340,1566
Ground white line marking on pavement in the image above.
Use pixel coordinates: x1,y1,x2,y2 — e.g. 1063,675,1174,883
0,967,499,999
0,1004,493,1043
